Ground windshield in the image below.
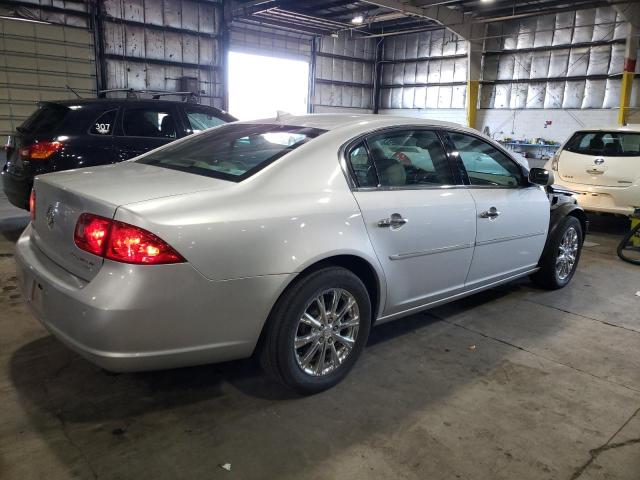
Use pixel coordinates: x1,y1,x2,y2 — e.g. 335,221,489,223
564,131,640,157
137,123,326,181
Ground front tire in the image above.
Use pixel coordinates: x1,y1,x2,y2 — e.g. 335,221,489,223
260,267,371,395
532,216,583,289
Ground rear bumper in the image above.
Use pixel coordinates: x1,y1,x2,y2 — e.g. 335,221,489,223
15,224,293,372
2,170,31,210
551,177,639,216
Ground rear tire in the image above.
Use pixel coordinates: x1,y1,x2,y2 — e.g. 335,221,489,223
260,267,371,395
531,216,583,290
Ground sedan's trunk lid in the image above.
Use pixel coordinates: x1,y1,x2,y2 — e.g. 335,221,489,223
32,161,231,281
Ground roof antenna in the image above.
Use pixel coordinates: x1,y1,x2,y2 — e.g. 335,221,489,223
65,84,82,99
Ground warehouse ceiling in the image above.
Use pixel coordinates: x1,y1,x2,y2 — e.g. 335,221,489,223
232,0,616,36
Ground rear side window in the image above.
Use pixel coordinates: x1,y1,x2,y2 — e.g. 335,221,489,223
137,123,325,181
564,131,640,156
184,107,227,133
122,107,177,138
89,109,117,135
19,104,68,134
366,130,453,187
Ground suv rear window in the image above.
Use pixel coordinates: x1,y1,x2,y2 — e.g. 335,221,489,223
19,104,69,134
137,123,325,181
564,131,640,157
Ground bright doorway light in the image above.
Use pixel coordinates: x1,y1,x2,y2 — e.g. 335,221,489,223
228,51,309,120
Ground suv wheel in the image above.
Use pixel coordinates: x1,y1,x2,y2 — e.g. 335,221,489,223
260,267,371,394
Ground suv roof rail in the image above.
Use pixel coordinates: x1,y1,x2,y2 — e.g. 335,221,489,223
97,89,199,103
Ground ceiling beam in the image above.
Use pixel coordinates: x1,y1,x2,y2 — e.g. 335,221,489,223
359,0,470,38
612,1,640,29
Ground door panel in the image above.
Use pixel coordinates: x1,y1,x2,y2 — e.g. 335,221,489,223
466,187,549,285
355,189,477,315
444,130,550,285
113,105,180,161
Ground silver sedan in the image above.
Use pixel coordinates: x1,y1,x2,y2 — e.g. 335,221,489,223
15,114,585,393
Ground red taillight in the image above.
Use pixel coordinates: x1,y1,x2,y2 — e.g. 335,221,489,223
74,213,184,265
29,189,36,220
20,141,62,160
74,214,111,256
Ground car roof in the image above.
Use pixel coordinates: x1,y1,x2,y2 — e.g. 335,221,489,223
241,113,472,134
44,98,226,110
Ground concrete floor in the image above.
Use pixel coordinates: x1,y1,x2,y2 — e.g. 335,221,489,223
0,195,638,480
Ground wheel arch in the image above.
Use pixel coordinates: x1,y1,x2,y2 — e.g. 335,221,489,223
550,203,588,242
538,203,588,265
252,253,385,356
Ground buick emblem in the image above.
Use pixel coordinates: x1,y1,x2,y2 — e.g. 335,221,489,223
45,205,56,230
594,157,605,165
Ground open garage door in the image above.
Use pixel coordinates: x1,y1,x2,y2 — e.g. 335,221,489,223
0,17,96,137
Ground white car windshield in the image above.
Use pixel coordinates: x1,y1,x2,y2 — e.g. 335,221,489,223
138,123,326,181
564,131,640,157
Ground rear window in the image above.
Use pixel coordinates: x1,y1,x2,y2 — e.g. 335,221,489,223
19,104,69,134
564,131,640,157
137,123,326,181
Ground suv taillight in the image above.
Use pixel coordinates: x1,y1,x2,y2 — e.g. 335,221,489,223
29,189,36,220
74,213,185,265
19,141,62,161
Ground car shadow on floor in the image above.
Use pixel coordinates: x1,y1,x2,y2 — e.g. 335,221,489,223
8,278,528,424
0,216,28,248
6,274,591,479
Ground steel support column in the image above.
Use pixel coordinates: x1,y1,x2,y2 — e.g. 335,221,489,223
466,42,482,129
618,22,637,126
466,24,485,130
373,38,384,114
221,0,233,111
308,36,318,113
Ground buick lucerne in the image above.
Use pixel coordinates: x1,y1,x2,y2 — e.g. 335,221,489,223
16,114,586,393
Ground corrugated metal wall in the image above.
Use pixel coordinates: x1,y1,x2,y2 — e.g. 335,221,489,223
230,22,312,61
313,35,376,112
481,6,640,110
379,6,639,112
101,0,224,107
380,29,467,110
0,2,95,136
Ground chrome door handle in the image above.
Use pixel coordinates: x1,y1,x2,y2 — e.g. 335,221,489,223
479,207,501,219
378,213,408,229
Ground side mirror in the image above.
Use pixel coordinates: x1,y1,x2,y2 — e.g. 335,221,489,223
529,167,554,186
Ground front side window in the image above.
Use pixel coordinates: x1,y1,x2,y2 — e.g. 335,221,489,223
564,131,640,156
138,123,325,181
184,107,228,134
365,130,453,187
448,132,522,187
122,107,177,138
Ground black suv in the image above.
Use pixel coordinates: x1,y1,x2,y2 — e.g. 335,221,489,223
2,98,236,209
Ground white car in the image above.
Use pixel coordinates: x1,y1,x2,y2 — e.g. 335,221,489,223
546,128,640,216
16,114,586,394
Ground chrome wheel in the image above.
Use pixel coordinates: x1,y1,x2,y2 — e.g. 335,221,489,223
294,288,360,376
556,226,579,280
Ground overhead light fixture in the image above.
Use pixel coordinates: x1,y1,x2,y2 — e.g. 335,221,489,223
480,0,494,2
351,15,364,24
